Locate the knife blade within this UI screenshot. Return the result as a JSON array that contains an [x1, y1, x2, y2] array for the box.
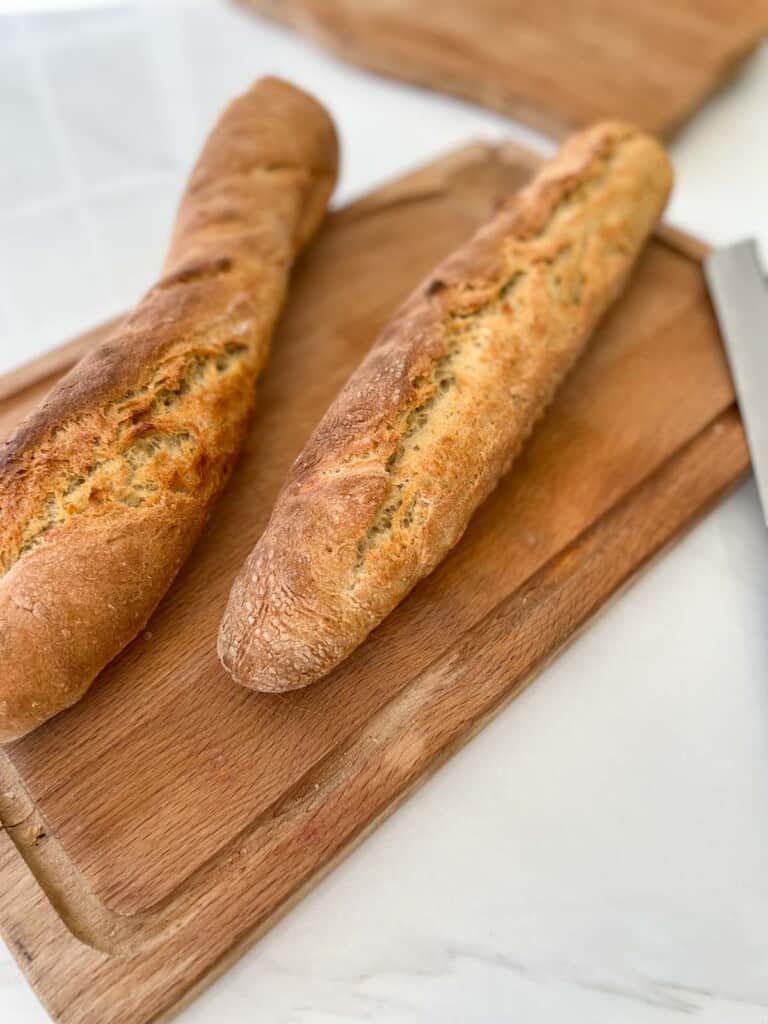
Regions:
[[704, 240, 768, 526]]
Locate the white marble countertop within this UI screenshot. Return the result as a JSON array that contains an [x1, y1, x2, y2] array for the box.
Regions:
[[2, 3, 768, 1022]]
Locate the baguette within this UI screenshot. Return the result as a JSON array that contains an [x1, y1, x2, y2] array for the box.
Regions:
[[218, 122, 672, 693], [0, 77, 338, 742]]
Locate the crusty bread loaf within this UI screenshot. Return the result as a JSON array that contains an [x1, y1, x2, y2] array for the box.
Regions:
[[0, 77, 338, 742], [218, 122, 672, 693]]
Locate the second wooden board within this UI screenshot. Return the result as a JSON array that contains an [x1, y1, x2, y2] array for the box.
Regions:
[[0, 141, 748, 1023], [244, 0, 767, 137]]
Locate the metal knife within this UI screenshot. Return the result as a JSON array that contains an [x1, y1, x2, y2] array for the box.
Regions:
[[704, 240, 768, 525]]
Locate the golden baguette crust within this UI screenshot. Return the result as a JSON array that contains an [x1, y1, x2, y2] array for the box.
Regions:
[[0, 77, 338, 742], [219, 122, 672, 693]]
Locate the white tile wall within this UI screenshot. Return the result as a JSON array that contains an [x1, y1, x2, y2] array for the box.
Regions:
[[0, 52, 66, 208], [86, 176, 178, 294], [45, 28, 177, 185], [0, 201, 111, 350]]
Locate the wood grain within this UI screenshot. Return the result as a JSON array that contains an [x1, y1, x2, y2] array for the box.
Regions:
[[242, 0, 767, 137], [0, 142, 749, 1024]]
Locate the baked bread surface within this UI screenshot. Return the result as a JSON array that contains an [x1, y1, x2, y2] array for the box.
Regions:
[[218, 122, 672, 693], [0, 77, 338, 742]]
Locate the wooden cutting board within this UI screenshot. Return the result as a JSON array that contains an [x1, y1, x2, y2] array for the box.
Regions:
[[244, 0, 767, 137], [0, 142, 749, 1024]]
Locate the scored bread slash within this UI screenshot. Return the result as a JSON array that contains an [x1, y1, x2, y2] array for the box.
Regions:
[[219, 121, 673, 693], [0, 77, 338, 743]]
